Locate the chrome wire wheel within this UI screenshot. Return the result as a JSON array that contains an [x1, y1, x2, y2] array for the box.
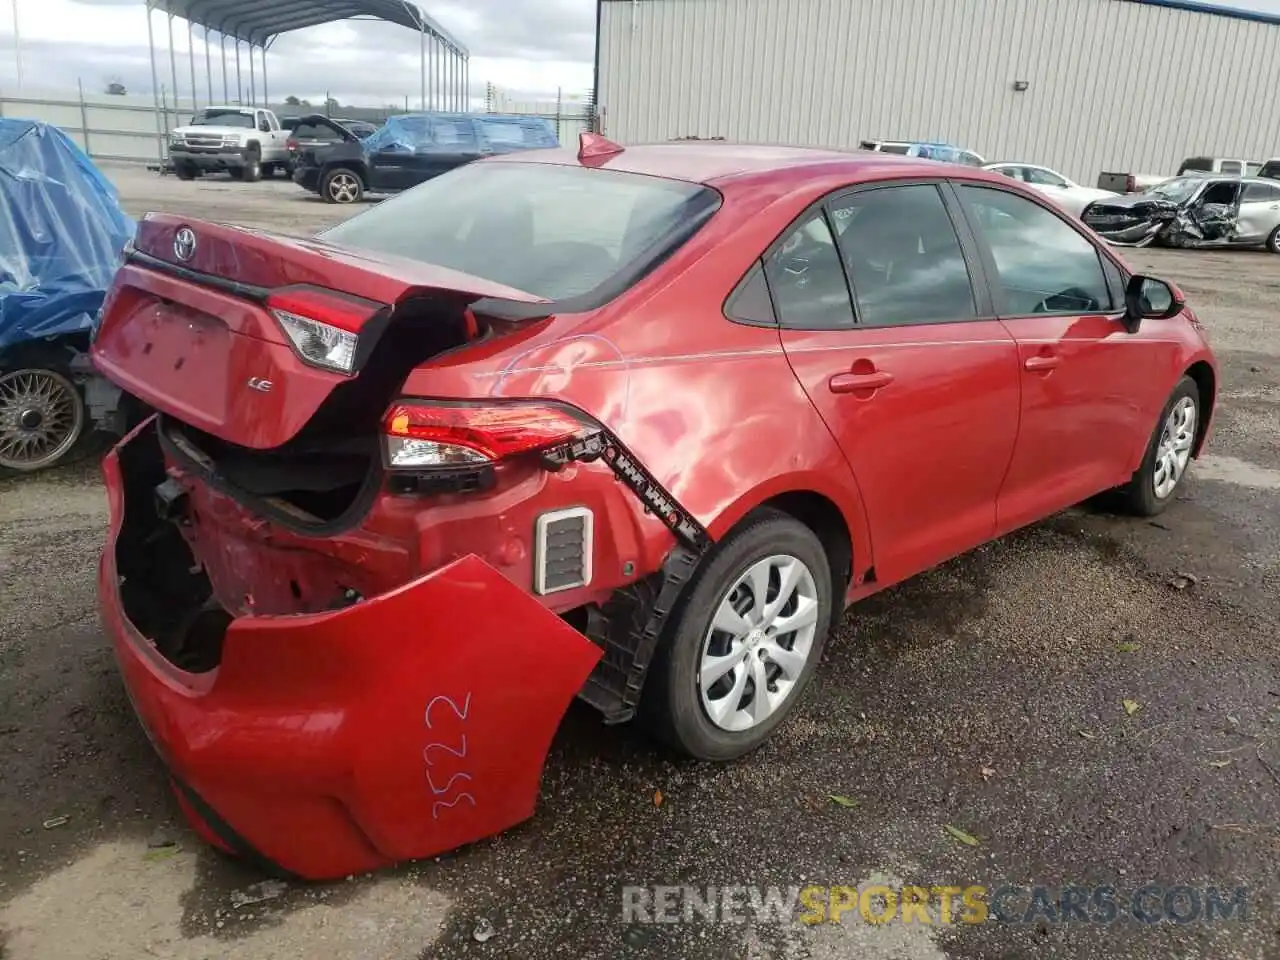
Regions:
[[698, 554, 820, 733], [0, 368, 85, 472], [1152, 395, 1197, 500], [327, 172, 360, 203]]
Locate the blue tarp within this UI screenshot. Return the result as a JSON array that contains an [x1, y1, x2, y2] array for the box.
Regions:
[[361, 112, 559, 157], [0, 120, 135, 353]]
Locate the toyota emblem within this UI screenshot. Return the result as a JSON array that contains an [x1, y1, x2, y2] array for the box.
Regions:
[[173, 227, 197, 262]]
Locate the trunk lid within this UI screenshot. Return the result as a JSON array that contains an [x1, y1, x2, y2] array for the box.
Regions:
[[92, 214, 550, 450]]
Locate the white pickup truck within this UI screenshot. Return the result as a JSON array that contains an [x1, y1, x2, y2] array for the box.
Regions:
[[167, 105, 292, 182]]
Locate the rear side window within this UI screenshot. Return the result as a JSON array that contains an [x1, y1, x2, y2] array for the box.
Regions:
[[1219, 160, 1244, 176], [319, 162, 720, 303], [1178, 157, 1211, 173], [429, 118, 478, 149], [1258, 161, 1280, 181], [830, 184, 977, 327], [878, 143, 911, 155], [763, 212, 855, 329], [293, 123, 338, 141], [959, 185, 1111, 315], [1243, 181, 1280, 201], [1025, 167, 1067, 188]]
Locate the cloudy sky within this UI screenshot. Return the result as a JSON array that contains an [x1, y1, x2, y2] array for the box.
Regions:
[[3, 0, 1280, 106], [0, 0, 596, 105]]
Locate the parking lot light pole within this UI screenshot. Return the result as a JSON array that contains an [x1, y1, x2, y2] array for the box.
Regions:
[[221, 35, 228, 102], [188, 21, 198, 112], [248, 43, 256, 106], [167, 14, 180, 124], [205, 27, 213, 105], [419, 24, 426, 110], [235, 41, 242, 104], [11, 0, 22, 88], [146, 1, 165, 163], [262, 42, 269, 107]]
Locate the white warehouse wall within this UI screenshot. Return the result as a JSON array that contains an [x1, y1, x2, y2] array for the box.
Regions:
[[597, 0, 1280, 184]]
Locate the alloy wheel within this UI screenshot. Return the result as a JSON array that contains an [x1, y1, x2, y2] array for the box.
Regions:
[[698, 554, 821, 732], [328, 173, 360, 203], [0, 368, 85, 471], [1152, 395, 1197, 499]]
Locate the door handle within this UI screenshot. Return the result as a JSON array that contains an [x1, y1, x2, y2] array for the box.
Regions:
[[829, 370, 894, 393], [1024, 355, 1060, 372]]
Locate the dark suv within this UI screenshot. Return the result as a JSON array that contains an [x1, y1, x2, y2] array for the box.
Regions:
[[292, 112, 560, 204]]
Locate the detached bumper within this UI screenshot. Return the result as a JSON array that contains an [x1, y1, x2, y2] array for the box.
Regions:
[[99, 419, 602, 880]]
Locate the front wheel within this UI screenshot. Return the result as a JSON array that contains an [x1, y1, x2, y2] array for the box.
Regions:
[[642, 510, 833, 761], [1117, 376, 1200, 516], [321, 167, 364, 204], [1266, 226, 1280, 255], [239, 147, 262, 182]]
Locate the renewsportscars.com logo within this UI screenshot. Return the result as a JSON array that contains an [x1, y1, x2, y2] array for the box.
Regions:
[[620, 883, 1250, 926]]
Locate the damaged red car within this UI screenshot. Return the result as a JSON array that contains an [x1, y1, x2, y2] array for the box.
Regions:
[[93, 134, 1218, 880]]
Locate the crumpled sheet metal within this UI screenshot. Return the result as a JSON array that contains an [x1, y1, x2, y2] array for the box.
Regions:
[[0, 120, 135, 353]]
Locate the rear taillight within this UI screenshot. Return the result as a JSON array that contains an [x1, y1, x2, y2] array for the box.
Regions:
[[286, 137, 299, 151], [382, 400, 590, 470], [1126, 174, 1136, 193], [266, 285, 383, 375]]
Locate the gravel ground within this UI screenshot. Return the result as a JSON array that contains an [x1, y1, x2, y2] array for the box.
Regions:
[[1, 166, 1278, 960]]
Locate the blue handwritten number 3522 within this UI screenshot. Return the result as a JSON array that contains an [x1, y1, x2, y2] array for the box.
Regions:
[[424, 693, 476, 820]]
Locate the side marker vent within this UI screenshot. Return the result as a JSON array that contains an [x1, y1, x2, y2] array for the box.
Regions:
[[534, 507, 593, 595]]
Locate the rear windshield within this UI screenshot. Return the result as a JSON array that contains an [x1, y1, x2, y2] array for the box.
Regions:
[[192, 110, 253, 128], [1260, 161, 1280, 181], [319, 161, 721, 302]]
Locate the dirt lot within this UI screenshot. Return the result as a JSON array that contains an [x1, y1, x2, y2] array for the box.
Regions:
[[1, 164, 1278, 960]]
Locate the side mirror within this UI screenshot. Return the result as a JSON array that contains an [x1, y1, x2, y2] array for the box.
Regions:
[[1123, 274, 1183, 331]]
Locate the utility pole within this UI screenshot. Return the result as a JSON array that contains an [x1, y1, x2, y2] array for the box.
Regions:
[[11, 0, 23, 88]]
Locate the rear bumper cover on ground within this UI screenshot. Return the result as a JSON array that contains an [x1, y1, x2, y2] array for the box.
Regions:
[[98, 420, 603, 880]]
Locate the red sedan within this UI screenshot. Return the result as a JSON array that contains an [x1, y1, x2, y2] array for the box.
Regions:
[[92, 134, 1217, 879]]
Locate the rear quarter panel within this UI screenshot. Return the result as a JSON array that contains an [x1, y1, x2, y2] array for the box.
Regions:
[[400, 171, 882, 587]]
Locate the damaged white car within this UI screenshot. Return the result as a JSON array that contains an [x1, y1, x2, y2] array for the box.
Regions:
[[1081, 176, 1280, 253]]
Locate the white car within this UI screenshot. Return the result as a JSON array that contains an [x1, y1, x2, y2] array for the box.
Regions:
[[983, 162, 1119, 218]]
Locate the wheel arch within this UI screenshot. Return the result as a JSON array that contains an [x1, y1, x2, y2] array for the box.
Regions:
[[322, 159, 369, 184], [1184, 359, 1216, 456], [704, 473, 872, 606]]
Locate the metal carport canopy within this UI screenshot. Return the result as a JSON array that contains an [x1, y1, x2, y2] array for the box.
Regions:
[[149, 0, 467, 54]]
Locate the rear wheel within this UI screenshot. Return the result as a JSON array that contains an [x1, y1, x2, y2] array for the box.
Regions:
[[175, 164, 196, 181], [0, 367, 86, 473], [643, 510, 833, 761], [321, 167, 364, 204], [1266, 226, 1280, 254], [1117, 376, 1200, 516]]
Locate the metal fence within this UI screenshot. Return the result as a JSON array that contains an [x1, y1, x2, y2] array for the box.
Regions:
[[0, 82, 597, 165]]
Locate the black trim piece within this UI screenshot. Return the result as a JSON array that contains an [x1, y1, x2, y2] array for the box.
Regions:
[[170, 776, 300, 881], [579, 544, 702, 724], [544, 426, 711, 724], [157, 417, 385, 539], [126, 249, 270, 303], [543, 429, 710, 554]]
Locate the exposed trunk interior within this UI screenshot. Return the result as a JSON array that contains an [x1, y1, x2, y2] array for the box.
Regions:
[[117, 423, 228, 674], [161, 295, 484, 531]]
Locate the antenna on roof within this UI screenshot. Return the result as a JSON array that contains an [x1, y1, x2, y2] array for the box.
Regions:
[[578, 132, 625, 165]]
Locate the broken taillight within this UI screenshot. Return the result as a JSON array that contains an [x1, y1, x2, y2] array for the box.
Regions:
[[382, 400, 591, 470], [265, 286, 384, 375]]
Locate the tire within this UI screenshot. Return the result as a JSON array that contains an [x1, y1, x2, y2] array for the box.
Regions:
[[240, 147, 262, 183], [321, 167, 364, 204], [0, 367, 87, 473], [175, 164, 196, 181], [642, 509, 833, 761], [1266, 226, 1280, 255], [1117, 376, 1200, 517]]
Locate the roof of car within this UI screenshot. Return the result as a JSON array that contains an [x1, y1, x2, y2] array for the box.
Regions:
[[499, 140, 970, 185]]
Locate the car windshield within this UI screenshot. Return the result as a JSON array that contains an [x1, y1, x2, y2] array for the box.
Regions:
[[191, 111, 253, 128], [1147, 178, 1200, 203], [319, 162, 721, 302]]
